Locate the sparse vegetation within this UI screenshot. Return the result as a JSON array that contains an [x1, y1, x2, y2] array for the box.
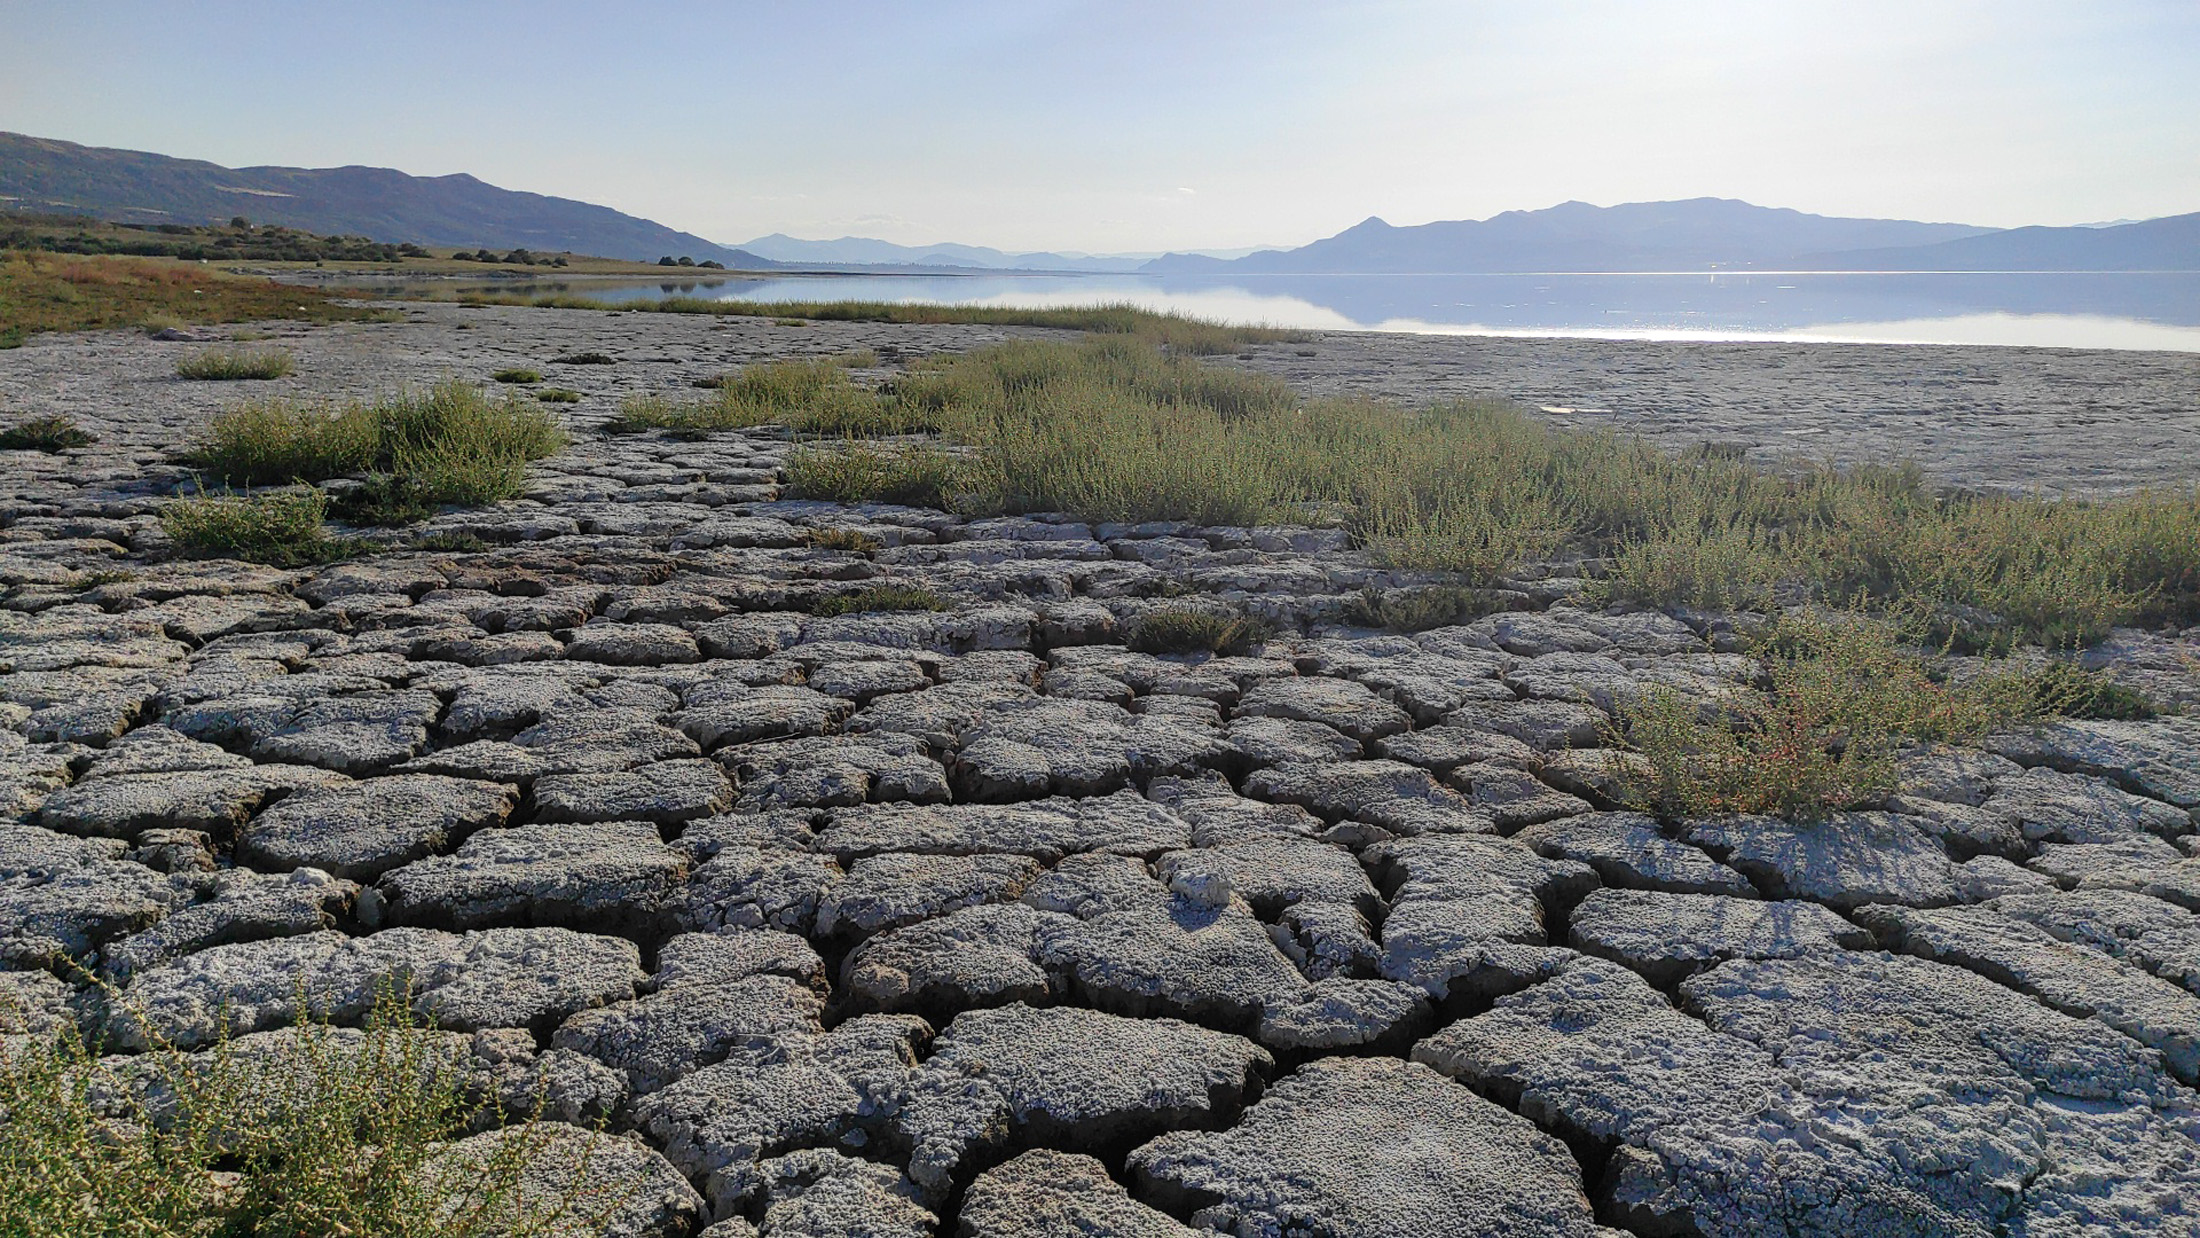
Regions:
[[550, 351, 616, 365], [1340, 585, 1504, 632], [0, 252, 382, 340], [490, 368, 541, 384], [159, 486, 352, 565], [784, 442, 970, 508], [176, 347, 295, 380], [811, 584, 949, 616], [808, 526, 882, 554], [534, 387, 582, 403], [1127, 607, 1272, 655], [0, 984, 605, 1237], [1606, 611, 2041, 821], [608, 359, 922, 436], [0, 414, 96, 452]]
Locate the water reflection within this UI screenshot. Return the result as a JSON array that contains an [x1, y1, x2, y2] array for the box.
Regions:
[[366, 271, 2200, 351]]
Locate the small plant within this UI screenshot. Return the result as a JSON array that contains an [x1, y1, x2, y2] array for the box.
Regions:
[[2022, 660, 2162, 721], [551, 351, 616, 365], [0, 414, 96, 452], [811, 585, 949, 616], [534, 387, 582, 403], [775, 318, 810, 328], [1340, 585, 1499, 632], [159, 486, 350, 566], [1607, 612, 2033, 821], [490, 368, 541, 384], [808, 526, 882, 554], [1127, 608, 1272, 656], [175, 347, 294, 380], [785, 443, 970, 508]]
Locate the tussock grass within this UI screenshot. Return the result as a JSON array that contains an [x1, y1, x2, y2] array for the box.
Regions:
[[0, 252, 381, 340], [751, 336, 2197, 649], [0, 414, 96, 452], [0, 985, 605, 1237], [491, 368, 541, 384], [784, 442, 971, 508], [184, 381, 564, 530], [609, 360, 931, 437], [534, 388, 582, 404], [811, 584, 948, 616], [174, 347, 295, 380], [1127, 608, 1272, 655], [158, 486, 351, 566], [1341, 585, 1503, 632], [808, 526, 882, 554], [1607, 611, 2038, 820]]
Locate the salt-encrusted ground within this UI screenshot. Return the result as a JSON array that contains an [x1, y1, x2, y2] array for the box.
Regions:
[[4, 308, 2199, 1237]]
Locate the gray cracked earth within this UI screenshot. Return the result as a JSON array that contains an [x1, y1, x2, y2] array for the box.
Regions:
[[4, 304, 2200, 1237]]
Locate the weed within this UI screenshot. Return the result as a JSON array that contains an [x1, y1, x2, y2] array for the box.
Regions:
[[811, 585, 949, 616], [1340, 585, 1501, 632], [159, 487, 352, 566], [0, 983, 603, 1237], [784, 443, 970, 508], [1607, 611, 2033, 821], [551, 351, 616, 365], [1127, 608, 1272, 655], [535, 387, 582, 403], [808, 526, 882, 554], [175, 347, 295, 380], [405, 532, 491, 554], [2022, 660, 2162, 721], [0, 414, 96, 452], [491, 368, 541, 384]]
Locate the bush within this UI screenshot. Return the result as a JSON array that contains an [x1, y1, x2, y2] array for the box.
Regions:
[[808, 526, 882, 554], [2021, 660, 2162, 721], [784, 443, 970, 508], [1127, 608, 1271, 655], [1340, 585, 1501, 632], [159, 487, 350, 565], [811, 585, 948, 616], [0, 414, 96, 452], [490, 368, 541, 384], [0, 985, 605, 1237], [175, 347, 295, 380], [1607, 612, 2035, 821], [535, 387, 582, 403]]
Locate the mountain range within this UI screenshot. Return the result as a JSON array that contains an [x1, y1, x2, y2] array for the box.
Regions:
[[0, 131, 760, 265], [3, 131, 2192, 275]]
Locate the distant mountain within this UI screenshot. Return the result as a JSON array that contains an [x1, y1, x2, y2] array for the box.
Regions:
[[0, 131, 760, 265], [737, 233, 1155, 272], [1143, 198, 2002, 274], [1800, 212, 2200, 271]]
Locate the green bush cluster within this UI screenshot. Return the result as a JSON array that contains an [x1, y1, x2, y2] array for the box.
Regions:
[[0, 414, 96, 452], [158, 486, 352, 566], [176, 347, 295, 380]]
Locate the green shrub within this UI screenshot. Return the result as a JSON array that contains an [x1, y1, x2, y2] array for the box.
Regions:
[[1607, 612, 2034, 821], [490, 368, 541, 384], [159, 487, 350, 566], [0, 414, 96, 452], [785, 443, 970, 508], [1340, 585, 1501, 632], [0, 985, 606, 1237], [192, 397, 380, 486], [175, 347, 294, 380], [1126, 608, 1271, 655], [534, 387, 582, 403], [808, 526, 882, 554], [2021, 660, 2163, 721], [811, 585, 948, 616]]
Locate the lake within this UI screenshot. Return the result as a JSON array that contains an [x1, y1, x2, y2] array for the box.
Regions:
[[394, 270, 2200, 352]]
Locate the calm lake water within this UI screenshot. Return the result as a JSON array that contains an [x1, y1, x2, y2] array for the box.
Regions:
[[397, 271, 2200, 352]]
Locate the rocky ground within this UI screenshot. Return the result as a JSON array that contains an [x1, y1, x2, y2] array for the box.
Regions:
[[4, 307, 2200, 1236]]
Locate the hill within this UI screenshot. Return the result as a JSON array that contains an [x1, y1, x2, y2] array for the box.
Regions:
[[0, 131, 760, 266], [1143, 198, 2001, 274], [1801, 211, 2200, 271]]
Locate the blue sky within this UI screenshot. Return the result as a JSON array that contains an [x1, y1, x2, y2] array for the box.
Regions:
[[4, 0, 2196, 252]]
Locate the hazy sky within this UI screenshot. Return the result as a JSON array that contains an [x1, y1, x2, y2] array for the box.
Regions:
[[4, 1, 2196, 252]]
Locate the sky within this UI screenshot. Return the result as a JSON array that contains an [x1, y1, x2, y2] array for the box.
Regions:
[[3, 0, 2196, 254]]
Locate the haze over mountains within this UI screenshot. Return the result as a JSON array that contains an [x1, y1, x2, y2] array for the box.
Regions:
[[3, 131, 2192, 275]]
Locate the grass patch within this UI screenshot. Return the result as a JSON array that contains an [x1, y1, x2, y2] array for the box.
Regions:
[[2021, 660, 2163, 721], [159, 487, 353, 566], [608, 360, 926, 437], [1127, 608, 1272, 655], [1607, 612, 2040, 821], [808, 526, 882, 554], [490, 367, 541, 384], [811, 585, 948, 616], [1340, 585, 1503, 632], [0, 985, 607, 1237], [534, 387, 582, 403], [176, 347, 294, 380], [551, 351, 616, 365], [0, 252, 381, 340], [784, 442, 970, 508], [0, 414, 95, 451]]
